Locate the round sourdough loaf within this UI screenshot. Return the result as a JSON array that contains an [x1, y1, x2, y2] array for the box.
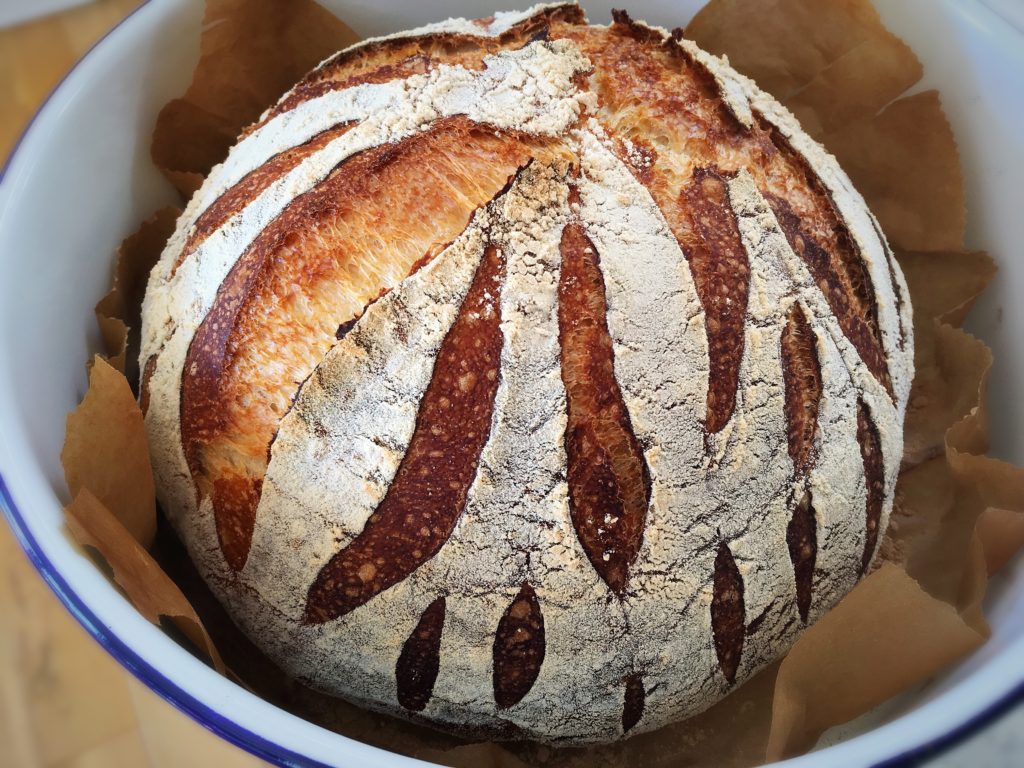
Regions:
[[139, 2, 913, 745]]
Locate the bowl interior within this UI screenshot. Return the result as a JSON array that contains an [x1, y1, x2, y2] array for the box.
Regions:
[[0, 1, 1022, 766]]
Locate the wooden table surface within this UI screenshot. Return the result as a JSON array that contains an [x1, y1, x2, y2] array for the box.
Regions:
[[0, 2, 265, 766]]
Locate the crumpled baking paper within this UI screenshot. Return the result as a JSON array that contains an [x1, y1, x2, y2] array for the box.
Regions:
[[62, 356, 155, 548], [94, 207, 179, 381], [65, 487, 224, 673], [150, 0, 358, 197]]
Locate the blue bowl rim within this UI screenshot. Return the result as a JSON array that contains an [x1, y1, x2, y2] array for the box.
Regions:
[[0, 2, 1022, 766]]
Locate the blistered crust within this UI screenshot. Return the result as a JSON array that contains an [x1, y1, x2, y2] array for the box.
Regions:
[[140, 3, 912, 746]]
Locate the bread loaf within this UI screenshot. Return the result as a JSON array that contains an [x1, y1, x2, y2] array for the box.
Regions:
[[140, 3, 913, 744]]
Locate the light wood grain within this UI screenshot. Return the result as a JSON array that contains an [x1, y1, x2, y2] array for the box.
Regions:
[[0, 3, 265, 766]]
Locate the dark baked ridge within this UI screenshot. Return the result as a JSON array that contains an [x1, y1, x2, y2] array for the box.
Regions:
[[679, 167, 750, 434], [711, 542, 745, 685], [788, 491, 817, 624], [558, 213, 650, 596], [781, 303, 823, 623], [175, 122, 356, 274], [395, 596, 446, 711], [493, 583, 546, 709], [622, 673, 646, 732], [857, 400, 885, 575]]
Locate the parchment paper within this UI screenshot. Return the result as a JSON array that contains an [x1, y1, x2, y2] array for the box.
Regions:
[[65, 488, 223, 672], [151, 0, 358, 197], [94, 207, 179, 382], [62, 356, 155, 548]]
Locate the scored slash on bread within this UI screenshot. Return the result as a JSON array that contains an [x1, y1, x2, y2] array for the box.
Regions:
[[558, 209, 651, 596], [139, 2, 913, 745]]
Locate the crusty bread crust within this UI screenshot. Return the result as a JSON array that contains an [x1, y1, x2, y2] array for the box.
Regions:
[[140, 3, 913, 745]]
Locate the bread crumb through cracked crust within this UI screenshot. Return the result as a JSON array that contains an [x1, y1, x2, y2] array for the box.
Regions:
[[139, 3, 913, 746]]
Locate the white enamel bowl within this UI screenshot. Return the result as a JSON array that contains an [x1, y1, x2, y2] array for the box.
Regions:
[[1, 1, 1022, 765]]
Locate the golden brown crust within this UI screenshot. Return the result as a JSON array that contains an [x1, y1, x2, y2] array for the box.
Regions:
[[177, 122, 355, 272], [211, 474, 262, 573], [269, 56, 434, 119], [180, 118, 552, 570], [311, 4, 584, 82]]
